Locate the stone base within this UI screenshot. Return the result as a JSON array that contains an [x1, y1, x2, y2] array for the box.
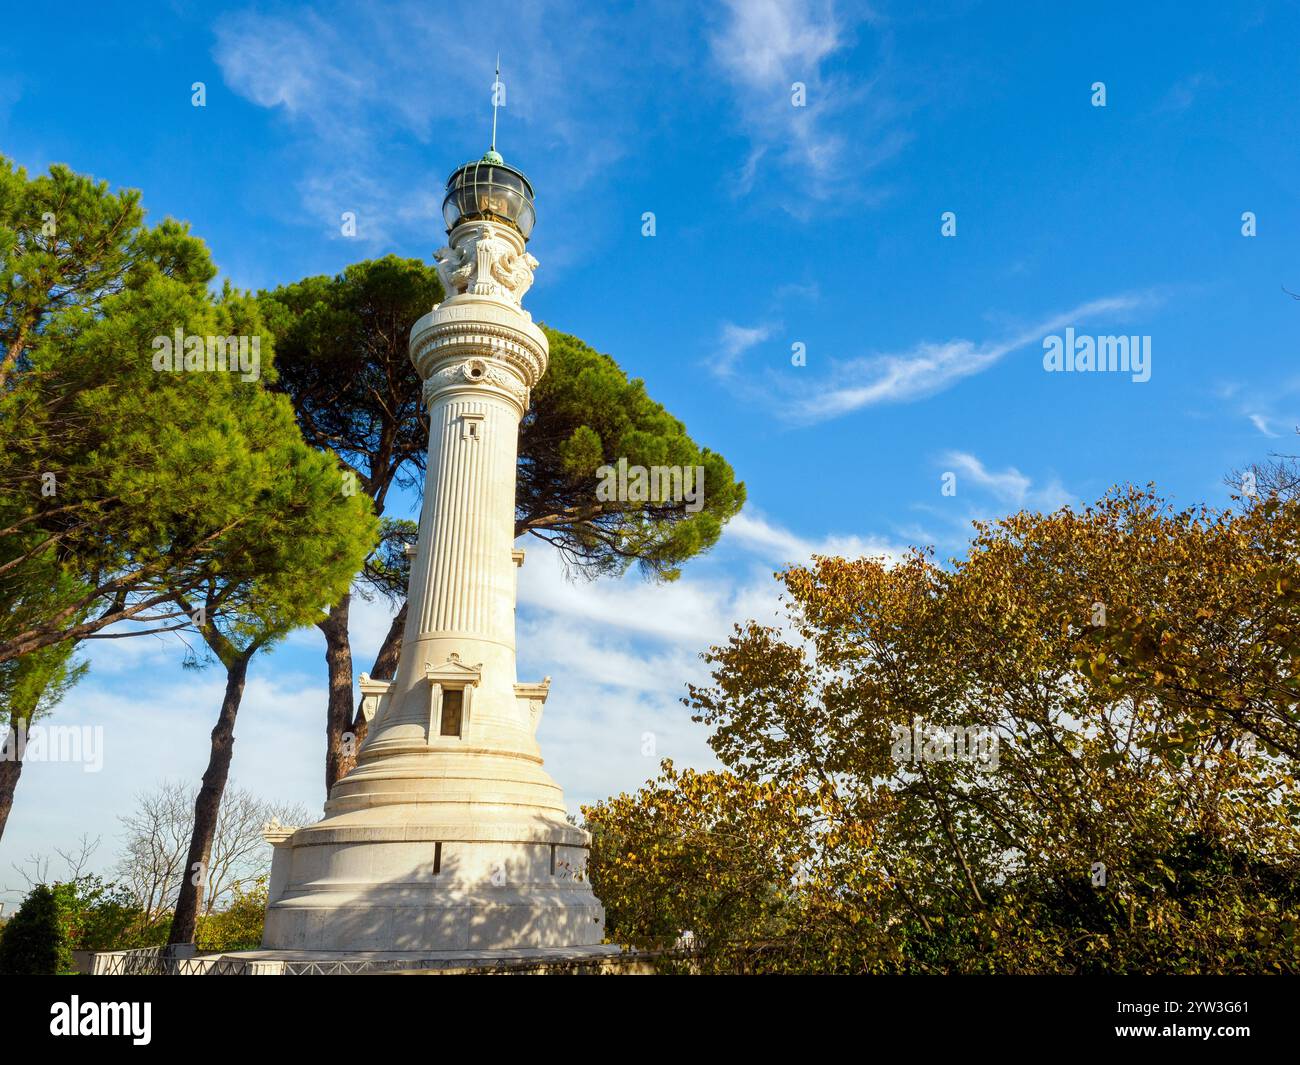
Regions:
[[262, 885, 605, 953], [261, 809, 606, 952]]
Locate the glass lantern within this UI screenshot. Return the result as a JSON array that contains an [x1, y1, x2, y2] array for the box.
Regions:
[[442, 150, 536, 239]]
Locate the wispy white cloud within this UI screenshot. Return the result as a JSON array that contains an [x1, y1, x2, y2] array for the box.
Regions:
[[939, 451, 1030, 504], [1213, 378, 1300, 441], [726, 509, 905, 565], [210, 1, 658, 253], [937, 451, 1072, 512], [519, 536, 781, 651], [712, 321, 776, 379], [515, 506, 912, 679], [713, 1, 843, 87], [709, 0, 904, 207], [910, 451, 1075, 556], [1249, 412, 1281, 438], [786, 292, 1158, 423], [517, 507, 907, 652], [213, 13, 365, 129]]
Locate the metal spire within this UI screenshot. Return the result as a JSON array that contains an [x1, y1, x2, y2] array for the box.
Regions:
[[490, 54, 501, 153]]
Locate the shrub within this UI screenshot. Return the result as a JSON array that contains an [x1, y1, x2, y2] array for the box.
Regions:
[[195, 880, 268, 953], [0, 884, 71, 974]]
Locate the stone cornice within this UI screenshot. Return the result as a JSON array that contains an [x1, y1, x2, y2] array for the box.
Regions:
[[410, 299, 549, 396]]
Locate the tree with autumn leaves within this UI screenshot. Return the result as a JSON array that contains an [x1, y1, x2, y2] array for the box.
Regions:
[[585, 486, 1300, 974]]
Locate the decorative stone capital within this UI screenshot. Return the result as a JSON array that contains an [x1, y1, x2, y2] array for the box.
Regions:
[[434, 220, 538, 306]]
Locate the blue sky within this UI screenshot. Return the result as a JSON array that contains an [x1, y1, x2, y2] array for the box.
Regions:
[[2, 0, 1298, 900]]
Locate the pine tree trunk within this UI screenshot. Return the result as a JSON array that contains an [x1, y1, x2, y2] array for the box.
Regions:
[[168, 650, 251, 946], [320, 595, 353, 795], [0, 663, 73, 843], [341, 600, 408, 777], [0, 743, 24, 845]]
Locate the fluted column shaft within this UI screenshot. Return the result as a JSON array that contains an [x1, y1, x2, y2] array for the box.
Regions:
[[358, 218, 549, 758]]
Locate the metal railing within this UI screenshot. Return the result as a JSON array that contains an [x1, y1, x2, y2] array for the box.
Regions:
[[90, 945, 675, 976], [91, 946, 258, 976]]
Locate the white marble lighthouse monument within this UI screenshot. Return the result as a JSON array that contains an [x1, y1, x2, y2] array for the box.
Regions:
[[260, 141, 607, 954]]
